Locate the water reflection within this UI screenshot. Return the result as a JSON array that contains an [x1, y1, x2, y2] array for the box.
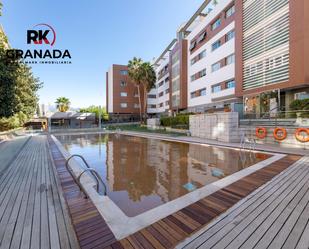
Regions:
[[56, 134, 269, 217]]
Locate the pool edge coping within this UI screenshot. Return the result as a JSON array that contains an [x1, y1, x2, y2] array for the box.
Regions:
[[50, 133, 286, 240]]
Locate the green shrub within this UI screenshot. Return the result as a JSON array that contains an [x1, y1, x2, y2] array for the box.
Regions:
[[0, 112, 28, 132], [160, 114, 190, 129]]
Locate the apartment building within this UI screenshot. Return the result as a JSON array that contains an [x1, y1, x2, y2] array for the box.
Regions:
[[235, 0, 309, 115], [106, 64, 144, 121], [147, 40, 176, 115], [106, 0, 309, 118], [186, 0, 241, 113]]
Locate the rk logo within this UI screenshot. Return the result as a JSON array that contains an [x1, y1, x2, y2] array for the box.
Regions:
[[27, 24, 56, 46]]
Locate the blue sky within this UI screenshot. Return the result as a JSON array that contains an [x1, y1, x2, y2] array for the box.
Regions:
[[1, 0, 204, 108]]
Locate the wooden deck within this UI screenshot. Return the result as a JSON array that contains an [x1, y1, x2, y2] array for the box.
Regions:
[[47, 134, 303, 249], [0, 136, 79, 249], [1, 134, 307, 249], [178, 156, 309, 249]]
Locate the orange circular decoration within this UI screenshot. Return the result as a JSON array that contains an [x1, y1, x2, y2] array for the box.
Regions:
[[273, 127, 287, 141], [295, 128, 309, 143], [256, 127, 267, 139]]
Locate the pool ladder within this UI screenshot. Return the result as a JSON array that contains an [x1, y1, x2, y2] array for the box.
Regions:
[[65, 155, 107, 198], [240, 132, 256, 152]]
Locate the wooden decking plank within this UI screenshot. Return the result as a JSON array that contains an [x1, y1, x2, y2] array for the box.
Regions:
[[180, 157, 305, 249], [235, 168, 309, 249], [0, 140, 36, 245], [47, 150, 79, 249], [30, 138, 43, 249], [210, 161, 309, 249], [0, 139, 37, 249], [248, 172, 309, 249]]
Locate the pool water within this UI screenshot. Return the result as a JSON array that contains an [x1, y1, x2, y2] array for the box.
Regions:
[[56, 133, 270, 217]]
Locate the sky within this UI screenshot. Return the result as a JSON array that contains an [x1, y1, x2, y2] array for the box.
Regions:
[[1, 0, 205, 108]]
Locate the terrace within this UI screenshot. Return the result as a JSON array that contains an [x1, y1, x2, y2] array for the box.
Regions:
[[0, 131, 308, 249]]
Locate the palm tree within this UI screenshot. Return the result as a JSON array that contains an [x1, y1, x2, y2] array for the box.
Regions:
[[140, 62, 156, 120], [128, 58, 157, 123], [128, 57, 143, 122], [55, 97, 70, 112]]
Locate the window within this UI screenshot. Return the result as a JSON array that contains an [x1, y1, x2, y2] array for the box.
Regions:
[[212, 85, 221, 93], [134, 92, 139, 97], [148, 104, 156, 109], [134, 104, 140, 108], [226, 30, 235, 42], [191, 68, 206, 82], [189, 41, 197, 51], [226, 80, 235, 89], [201, 88, 206, 96], [165, 101, 169, 106], [120, 92, 127, 97], [199, 68, 207, 78], [191, 50, 206, 65], [226, 54, 235, 65], [148, 94, 156, 99], [165, 88, 169, 94], [211, 18, 221, 30], [212, 40, 221, 51], [120, 81, 127, 87], [120, 103, 127, 108], [159, 103, 164, 108], [190, 92, 196, 99], [197, 31, 207, 43], [212, 62, 221, 72], [120, 70, 128, 75], [159, 92, 164, 97], [159, 81, 164, 87], [226, 5, 235, 18]]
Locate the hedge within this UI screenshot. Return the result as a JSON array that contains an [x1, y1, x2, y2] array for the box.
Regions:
[[160, 114, 189, 129]]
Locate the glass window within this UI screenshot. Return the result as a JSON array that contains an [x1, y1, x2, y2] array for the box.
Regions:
[[165, 88, 169, 94], [197, 31, 207, 43], [120, 103, 127, 108], [211, 18, 221, 30], [190, 92, 196, 99], [226, 80, 235, 89], [212, 40, 221, 51], [212, 62, 221, 72], [226, 54, 235, 65], [226, 30, 235, 42], [120, 70, 128, 75], [201, 88, 206, 96], [191, 75, 196, 82], [120, 81, 127, 87], [189, 41, 197, 51], [134, 104, 140, 108], [165, 101, 169, 106], [212, 85, 222, 93], [120, 92, 127, 97], [226, 5, 235, 18], [199, 69, 207, 77]]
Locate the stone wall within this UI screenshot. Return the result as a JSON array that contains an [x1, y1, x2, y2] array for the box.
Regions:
[[146, 118, 160, 129], [241, 126, 309, 149], [189, 112, 240, 143]]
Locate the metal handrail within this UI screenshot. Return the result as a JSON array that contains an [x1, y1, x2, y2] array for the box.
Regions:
[[77, 168, 107, 195], [65, 154, 107, 197]]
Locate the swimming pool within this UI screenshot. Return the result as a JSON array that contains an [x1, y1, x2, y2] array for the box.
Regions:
[[56, 133, 271, 217]]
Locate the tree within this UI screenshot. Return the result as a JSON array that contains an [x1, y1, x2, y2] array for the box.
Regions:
[[55, 97, 70, 112], [0, 1, 2, 16], [0, 19, 42, 131], [79, 105, 108, 121], [140, 62, 156, 120], [128, 58, 156, 123], [128, 57, 143, 122]]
